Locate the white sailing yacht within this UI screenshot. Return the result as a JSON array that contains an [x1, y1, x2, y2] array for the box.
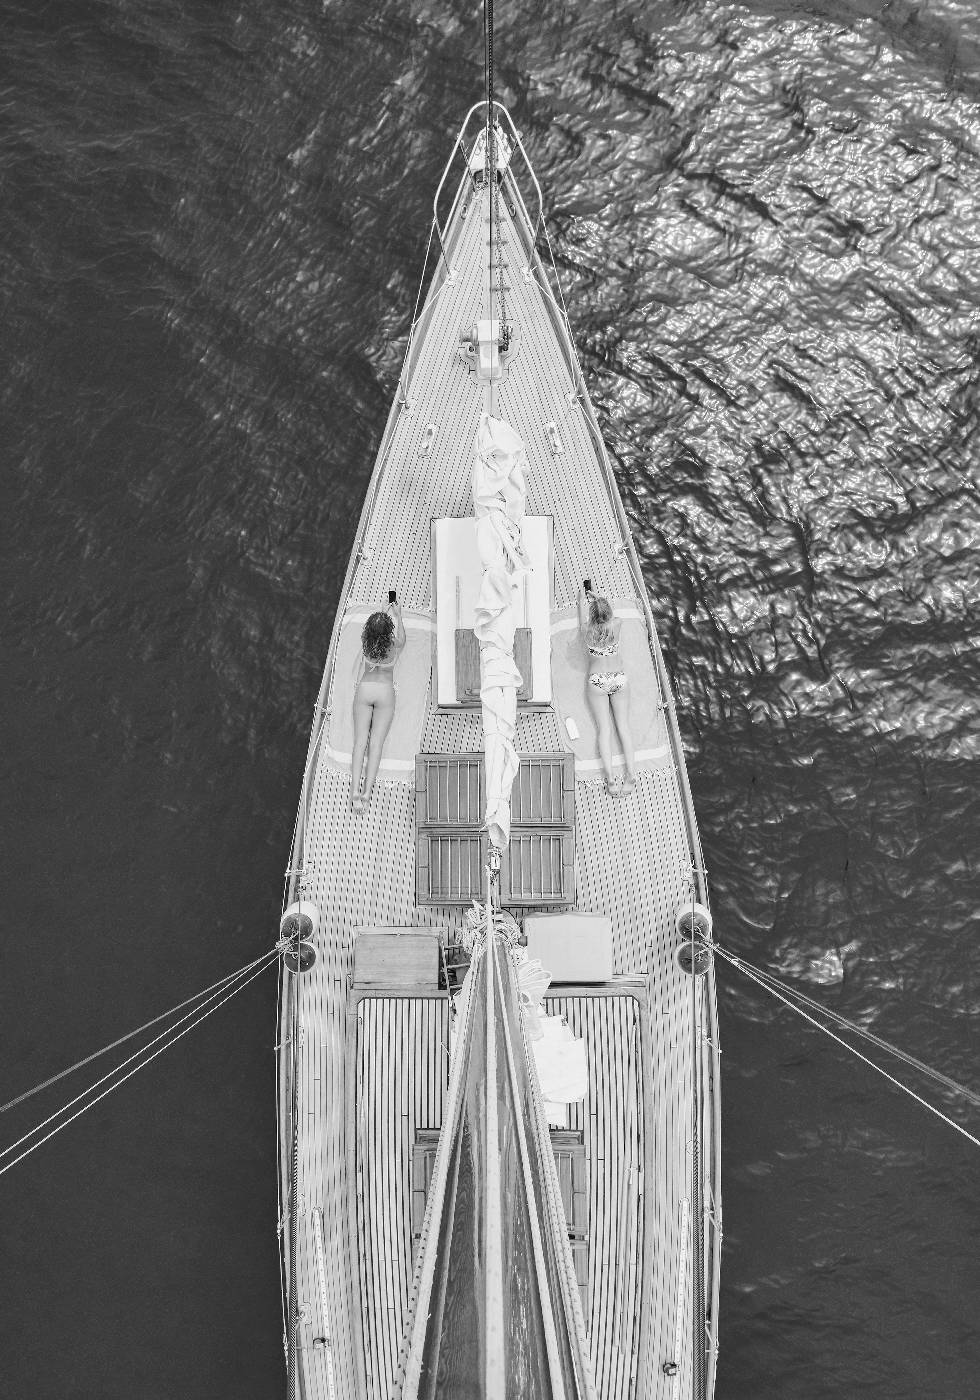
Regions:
[[276, 88, 720, 1400]]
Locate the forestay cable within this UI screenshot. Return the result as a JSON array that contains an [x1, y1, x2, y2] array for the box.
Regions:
[[714, 944, 980, 1150], [0, 947, 280, 1178]]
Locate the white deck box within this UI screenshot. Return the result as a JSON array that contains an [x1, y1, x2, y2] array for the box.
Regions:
[[523, 912, 614, 983]]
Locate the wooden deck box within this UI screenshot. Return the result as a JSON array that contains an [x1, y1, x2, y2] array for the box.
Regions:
[[352, 928, 440, 989], [523, 913, 614, 983]]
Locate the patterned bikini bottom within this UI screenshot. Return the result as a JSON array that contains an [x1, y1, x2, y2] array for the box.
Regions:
[[589, 671, 627, 696]]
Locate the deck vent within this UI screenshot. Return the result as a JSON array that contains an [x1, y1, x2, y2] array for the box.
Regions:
[[416, 752, 575, 907]]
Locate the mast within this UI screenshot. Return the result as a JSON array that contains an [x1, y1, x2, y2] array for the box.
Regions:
[[393, 900, 596, 1400], [484, 0, 494, 418]]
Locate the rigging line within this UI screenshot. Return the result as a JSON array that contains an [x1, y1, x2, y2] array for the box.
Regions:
[[1, 947, 281, 1162], [1, 947, 278, 1117], [403, 242, 454, 343], [734, 957, 980, 1101], [729, 950, 980, 1108], [0, 953, 278, 1180], [714, 945, 980, 1110], [538, 206, 575, 349], [714, 946, 980, 1152], [396, 218, 438, 401]]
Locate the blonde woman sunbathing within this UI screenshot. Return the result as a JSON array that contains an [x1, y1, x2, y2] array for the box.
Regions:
[[351, 597, 405, 811], [578, 581, 637, 796]]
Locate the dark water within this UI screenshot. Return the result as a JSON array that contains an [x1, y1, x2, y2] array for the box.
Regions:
[[2, 1, 979, 1395]]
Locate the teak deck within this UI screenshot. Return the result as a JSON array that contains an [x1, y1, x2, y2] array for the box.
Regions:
[[278, 119, 721, 1400], [348, 987, 644, 1399]]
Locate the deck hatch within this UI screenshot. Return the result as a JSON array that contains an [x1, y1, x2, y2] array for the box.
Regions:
[[506, 829, 573, 903], [410, 1125, 588, 1309], [416, 752, 575, 905], [551, 1128, 590, 1310], [455, 626, 532, 704]]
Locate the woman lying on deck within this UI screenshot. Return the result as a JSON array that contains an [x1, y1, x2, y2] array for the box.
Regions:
[[352, 599, 405, 811], [579, 582, 637, 797]]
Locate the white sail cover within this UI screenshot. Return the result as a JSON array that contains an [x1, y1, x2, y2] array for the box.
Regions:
[[472, 413, 529, 848]]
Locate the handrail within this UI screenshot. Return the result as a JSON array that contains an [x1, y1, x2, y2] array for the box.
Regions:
[[429, 105, 476, 274], [432, 101, 545, 266], [430, 100, 496, 271]]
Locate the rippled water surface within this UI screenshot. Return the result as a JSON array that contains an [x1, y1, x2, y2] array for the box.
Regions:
[[2, 2, 979, 1396]]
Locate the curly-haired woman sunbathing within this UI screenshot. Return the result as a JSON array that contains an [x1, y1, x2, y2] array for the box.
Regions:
[[351, 600, 405, 811], [578, 583, 637, 796]]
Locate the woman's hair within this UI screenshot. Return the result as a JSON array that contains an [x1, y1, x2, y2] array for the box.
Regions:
[[362, 611, 395, 662], [585, 594, 616, 650]]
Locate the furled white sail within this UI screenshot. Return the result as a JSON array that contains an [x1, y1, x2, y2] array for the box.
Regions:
[[472, 412, 529, 848], [517, 953, 589, 1123]]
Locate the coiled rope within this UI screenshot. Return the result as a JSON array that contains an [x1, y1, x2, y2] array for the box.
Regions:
[[0, 946, 281, 1178], [714, 943, 980, 1150]]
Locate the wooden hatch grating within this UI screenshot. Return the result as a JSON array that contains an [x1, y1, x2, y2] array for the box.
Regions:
[[416, 751, 575, 906]]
